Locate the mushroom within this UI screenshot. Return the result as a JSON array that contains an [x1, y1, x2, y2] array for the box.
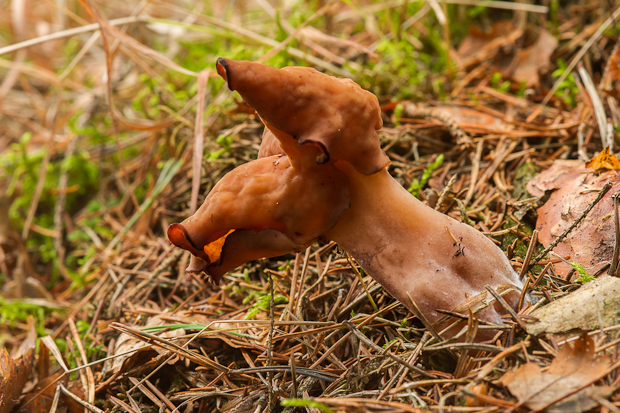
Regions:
[[168, 58, 524, 334]]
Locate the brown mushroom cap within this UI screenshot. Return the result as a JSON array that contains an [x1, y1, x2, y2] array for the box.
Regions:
[[167, 154, 349, 283], [216, 58, 390, 175]]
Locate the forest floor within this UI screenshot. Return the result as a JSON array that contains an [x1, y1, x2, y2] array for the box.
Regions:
[[2, 1, 620, 412]]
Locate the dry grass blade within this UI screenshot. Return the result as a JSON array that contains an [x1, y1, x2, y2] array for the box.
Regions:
[[190, 70, 210, 213], [0, 16, 145, 57]]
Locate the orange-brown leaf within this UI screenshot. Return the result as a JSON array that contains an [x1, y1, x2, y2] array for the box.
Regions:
[[586, 147, 620, 170]]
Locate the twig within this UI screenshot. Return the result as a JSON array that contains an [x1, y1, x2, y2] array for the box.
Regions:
[[267, 269, 275, 411], [531, 181, 613, 266], [289, 354, 298, 397], [286, 252, 302, 320], [60, 384, 105, 413], [345, 252, 379, 313], [435, 174, 458, 211], [406, 292, 444, 343], [343, 321, 437, 379], [380, 332, 431, 401], [21, 97, 61, 240], [519, 229, 538, 280], [190, 70, 210, 213], [401, 103, 472, 145], [609, 192, 620, 276], [0, 16, 145, 57], [484, 285, 527, 331]]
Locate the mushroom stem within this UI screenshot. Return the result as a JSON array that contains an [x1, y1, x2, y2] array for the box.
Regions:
[[324, 161, 523, 327]]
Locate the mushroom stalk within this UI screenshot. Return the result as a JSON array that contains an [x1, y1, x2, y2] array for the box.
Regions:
[[324, 161, 522, 327]]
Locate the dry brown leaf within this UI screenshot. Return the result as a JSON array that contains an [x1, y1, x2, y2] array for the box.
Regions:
[[17, 372, 82, 413], [430, 106, 509, 133], [527, 160, 620, 277], [457, 24, 556, 88], [509, 29, 558, 87], [0, 316, 36, 413], [457, 21, 522, 67], [502, 335, 611, 411], [602, 43, 620, 97], [111, 315, 185, 373], [586, 147, 620, 170]]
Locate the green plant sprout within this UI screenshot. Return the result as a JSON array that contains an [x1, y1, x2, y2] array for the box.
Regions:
[[552, 59, 578, 107], [245, 293, 288, 320], [571, 262, 594, 284], [491, 73, 511, 93], [393, 103, 404, 127], [0, 297, 65, 336], [209, 133, 234, 159], [408, 154, 444, 198], [280, 399, 335, 413]]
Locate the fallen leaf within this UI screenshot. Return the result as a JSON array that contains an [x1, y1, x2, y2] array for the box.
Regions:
[[429, 106, 509, 133], [0, 316, 36, 413], [508, 29, 558, 87], [457, 24, 557, 88], [457, 21, 522, 67], [586, 147, 620, 170], [602, 44, 620, 97], [18, 372, 68, 413], [526, 274, 620, 336], [527, 160, 620, 277], [111, 315, 185, 373], [502, 335, 611, 411]]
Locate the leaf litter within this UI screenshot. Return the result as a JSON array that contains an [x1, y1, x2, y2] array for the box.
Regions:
[[2, 1, 620, 412], [502, 335, 612, 412]]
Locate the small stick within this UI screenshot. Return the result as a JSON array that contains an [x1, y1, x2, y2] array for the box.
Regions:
[[406, 292, 444, 344], [386, 332, 432, 401], [517, 276, 531, 313], [485, 285, 528, 331], [519, 229, 538, 280], [345, 252, 379, 313], [60, 384, 105, 413], [289, 353, 298, 397], [267, 270, 275, 411], [531, 181, 613, 266], [435, 174, 458, 211], [286, 252, 302, 320], [343, 321, 437, 379], [608, 192, 620, 276], [532, 262, 552, 288]]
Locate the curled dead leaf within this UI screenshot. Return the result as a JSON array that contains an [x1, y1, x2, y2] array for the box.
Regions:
[[502, 335, 611, 412], [0, 316, 36, 413]]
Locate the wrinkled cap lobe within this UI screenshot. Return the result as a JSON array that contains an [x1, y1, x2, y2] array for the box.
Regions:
[[216, 58, 390, 175], [167, 155, 350, 283]]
